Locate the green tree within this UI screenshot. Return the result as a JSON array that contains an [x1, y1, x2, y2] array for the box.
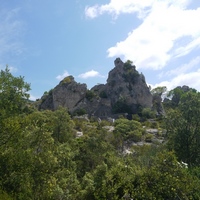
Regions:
[[52, 106, 75, 143], [0, 109, 80, 199], [131, 151, 200, 199], [166, 86, 197, 108], [27, 111, 80, 199], [141, 107, 156, 120], [80, 156, 136, 200], [151, 86, 167, 96], [166, 92, 200, 166], [0, 66, 30, 118], [75, 128, 114, 178]]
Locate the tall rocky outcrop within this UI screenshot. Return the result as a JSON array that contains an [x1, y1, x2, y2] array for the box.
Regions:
[[106, 58, 152, 113], [39, 58, 153, 118], [39, 76, 87, 111]]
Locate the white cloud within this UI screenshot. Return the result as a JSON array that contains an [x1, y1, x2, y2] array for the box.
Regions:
[[159, 56, 200, 78], [85, 0, 190, 19], [56, 70, 70, 80], [86, 1, 200, 70], [78, 70, 104, 79], [85, 5, 99, 19], [85, 0, 155, 19], [174, 36, 200, 57], [108, 2, 200, 70], [151, 69, 200, 92]]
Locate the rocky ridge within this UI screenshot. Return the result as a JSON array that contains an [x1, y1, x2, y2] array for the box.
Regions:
[[39, 58, 155, 118]]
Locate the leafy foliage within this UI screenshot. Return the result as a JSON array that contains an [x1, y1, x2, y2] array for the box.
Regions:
[[123, 60, 133, 70], [122, 70, 139, 84], [61, 76, 73, 84], [141, 107, 156, 120], [0, 69, 200, 199], [85, 90, 96, 101], [113, 118, 144, 150], [132, 151, 200, 199], [151, 86, 167, 96], [166, 91, 200, 166], [0, 66, 30, 118]]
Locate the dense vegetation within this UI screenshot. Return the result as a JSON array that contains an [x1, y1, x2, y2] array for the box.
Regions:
[[0, 67, 200, 199]]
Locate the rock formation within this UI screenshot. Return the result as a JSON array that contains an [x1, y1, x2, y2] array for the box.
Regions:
[[152, 93, 165, 116], [39, 58, 153, 118], [39, 76, 87, 111]]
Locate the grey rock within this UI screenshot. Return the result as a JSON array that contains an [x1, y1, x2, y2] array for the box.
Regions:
[[106, 58, 152, 114], [152, 93, 165, 116], [39, 58, 154, 118], [39, 76, 87, 112]]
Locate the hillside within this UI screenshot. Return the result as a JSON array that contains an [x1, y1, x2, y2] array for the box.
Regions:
[[1, 64, 200, 199]]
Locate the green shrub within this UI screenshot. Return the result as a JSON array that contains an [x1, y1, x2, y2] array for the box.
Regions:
[[113, 118, 144, 144], [86, 90, 96, 101], [74, 108, 87, 116], [141, 108, 156, 119], [124, 60, 133, 70], [122, 64, 140, 84], [129, 130, 142, 142], [99, 91, 108, 98], [150, 121, 159, 128], [132, 114, 140, 121], [62, 76, 73, 83], [145, 133, 153, 142]]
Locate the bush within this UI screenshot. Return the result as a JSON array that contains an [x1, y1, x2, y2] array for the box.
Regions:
[[129, 130, 142, 142], [145, 133, 153, 142], [74, 108, 87, 116], [132, 114, 140, 121], [113, 118, 144, 144], [62, 76, 73, 84], [86, 90, 96, 101], [122, 71, 139, 84], [141, 108, 156, 119], [99, 91, 108, 98], [150, 121, 159, 128], [124, 60, 133, 70]]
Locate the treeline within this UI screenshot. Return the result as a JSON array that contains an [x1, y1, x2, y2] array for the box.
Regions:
[[0, 67, 200, 199]]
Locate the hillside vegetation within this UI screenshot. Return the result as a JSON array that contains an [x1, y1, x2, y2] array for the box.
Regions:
[[0, 67, 200, 199]]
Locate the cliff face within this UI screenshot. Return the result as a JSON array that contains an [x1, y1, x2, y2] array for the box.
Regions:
[[106, 58, 152, 113], [39, 76, 87, 111], [39, 58, 153, 117]]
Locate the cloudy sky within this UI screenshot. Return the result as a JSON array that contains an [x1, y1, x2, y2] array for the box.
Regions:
[[1, 0, 200, 100]]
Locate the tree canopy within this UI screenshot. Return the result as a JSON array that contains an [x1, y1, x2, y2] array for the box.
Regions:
[[0, 66, 30, 118], [0, 68, 200, 199], [166, 91, 200, 166]]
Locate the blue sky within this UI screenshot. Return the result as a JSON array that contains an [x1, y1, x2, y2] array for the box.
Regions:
[[1, 0, 200, 100]]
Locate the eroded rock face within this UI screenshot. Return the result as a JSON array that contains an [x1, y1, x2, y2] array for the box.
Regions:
[[53, 76, 87, 110], [105, 58, 152, 114], [39, 76, 87, 112], [39, 58, 153, 117]]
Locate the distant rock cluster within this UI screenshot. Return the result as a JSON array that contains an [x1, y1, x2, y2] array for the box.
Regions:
[[39, 58, 163, 118]]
